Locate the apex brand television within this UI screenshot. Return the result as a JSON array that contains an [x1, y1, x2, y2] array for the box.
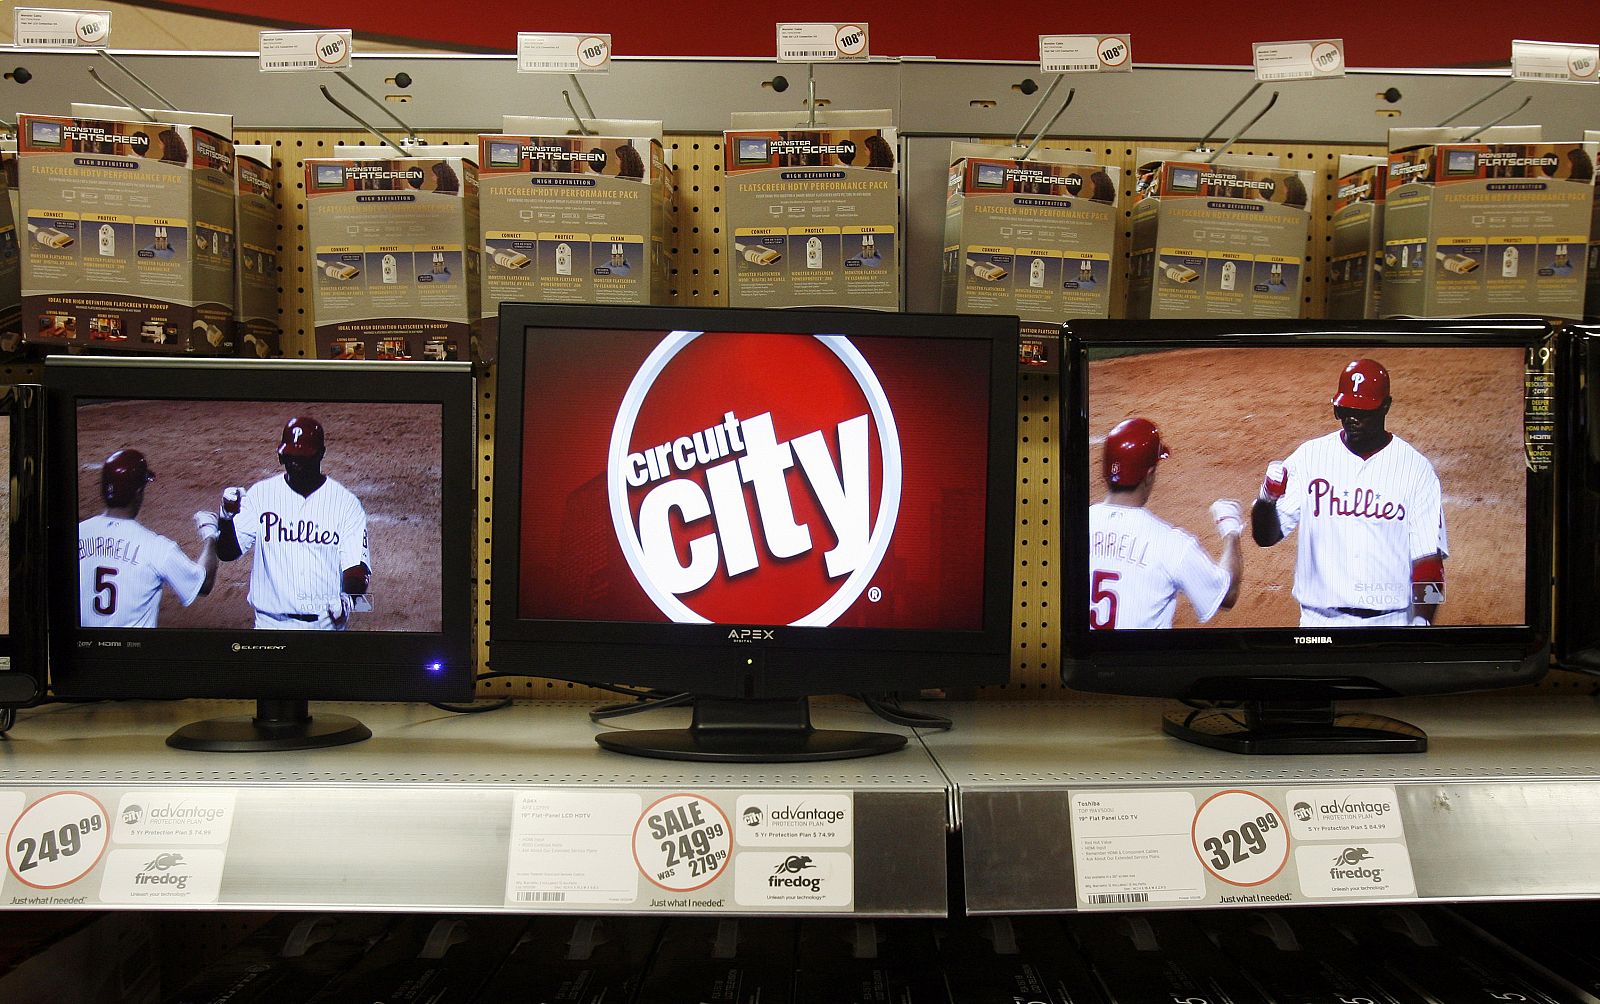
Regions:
[[1, 384, 46, 712], [1064, 320, 1553, 754], [1557, 323, 1600, 671], [493, 304, 1018, 761], [45, 358, 476, 751]]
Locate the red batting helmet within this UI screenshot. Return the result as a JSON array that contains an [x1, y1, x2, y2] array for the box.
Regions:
[[1332, 359, 1390, 410], [1103, 417, 1170, 488], [101, 449, 154, 506], [278, 416, 326, 458]]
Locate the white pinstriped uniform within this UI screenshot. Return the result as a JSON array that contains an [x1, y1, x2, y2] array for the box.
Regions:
[[77, 514, 206, 628], [1088, 502, 1231, 629], [1273, 431, 1445, 627], [231, 474, 369, 631]]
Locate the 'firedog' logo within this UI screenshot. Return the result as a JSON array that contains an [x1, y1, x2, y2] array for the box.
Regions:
[[608, 331, 902, 626]]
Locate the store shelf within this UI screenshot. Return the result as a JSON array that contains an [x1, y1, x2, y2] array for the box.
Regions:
[[0, 700, 950, 916], [928, 695, 1600, 914]]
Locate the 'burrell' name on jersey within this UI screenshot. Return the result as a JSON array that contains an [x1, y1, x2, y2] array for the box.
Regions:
[[260, 512, 341, 546], [80, 535, 142, 565], [1090, 530, 1149, 567]]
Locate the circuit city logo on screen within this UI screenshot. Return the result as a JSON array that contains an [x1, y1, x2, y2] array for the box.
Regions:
[[607, 331, 902, 627]]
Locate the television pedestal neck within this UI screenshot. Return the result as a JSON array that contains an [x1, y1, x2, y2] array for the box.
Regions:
[[595, 696, 908, 763], [166, 699, 372, 752], [1162, 699, 1428, 755]]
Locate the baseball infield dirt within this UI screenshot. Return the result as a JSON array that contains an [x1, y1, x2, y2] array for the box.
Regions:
[[76, 400, 442, 632], [1088, 346, 1527, 629]]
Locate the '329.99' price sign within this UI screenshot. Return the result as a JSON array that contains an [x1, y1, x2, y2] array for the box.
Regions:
[[6, 791, 111, 890], [1191, 789, 1289, 886]]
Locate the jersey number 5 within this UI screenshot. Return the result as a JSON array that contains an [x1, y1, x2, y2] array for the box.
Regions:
[[93, 566, 118, 616], [1090, 570, 1119, 630]]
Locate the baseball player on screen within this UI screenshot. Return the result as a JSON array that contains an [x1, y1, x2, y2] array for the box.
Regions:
[[1088, 418, 1244, 629], [79, 449, 219, 628], [1251, 359, 1447, 627], [213, 416, 372, 630]]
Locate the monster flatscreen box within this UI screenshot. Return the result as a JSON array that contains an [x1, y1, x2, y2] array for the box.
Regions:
[[725, 111, 899, 310], [937, 917, 1105, 1004], [235, 144, 281, 359], [18, 111, 236, 355], [1382, 127, 1593, 319], [0, 141, 20, 362], [480, 117, 672, 330], [1127, 150, 1314, 320], [167, 914, 393, 1004], [475, 917, 662, 1003], [793, 920, 950, 1003], [1587, 130, 1600, 318], [305, 147, 481, 363], [1328, 155, 1388, 320], [635, 918, 797, 1004], [942, 143, 1120, 322]]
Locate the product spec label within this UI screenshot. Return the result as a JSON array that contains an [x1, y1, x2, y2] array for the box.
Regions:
[[13, 7, 110, 47], [258, 29, 353, 72], [777, 23, 870, 63], [1512, 39, 1599, 83], [1253, 38, 1345, 80], [517, 32, 611, 73], [1039, 35, 1131, 73]]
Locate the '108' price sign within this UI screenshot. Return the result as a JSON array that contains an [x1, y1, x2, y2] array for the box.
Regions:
[[1191, 789, 1288, 886], [6, 791, 111, 890]]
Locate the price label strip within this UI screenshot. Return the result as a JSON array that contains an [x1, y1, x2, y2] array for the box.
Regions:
[[1039, 35, 1132, 74], [1513, 40, 1599, 84], [1071, 784, 1415, 909], [13, 7, 110, 47], [777, 23, 870, 64], [259, 29, 353, 73], [517, 32, 612, 74], [1253, 38, 1345, 81], [506, 789, 854, 911]]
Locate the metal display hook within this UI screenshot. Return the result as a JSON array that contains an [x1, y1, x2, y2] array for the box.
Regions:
[[1206, 89, 1279, 164], [317, 85, 408, 157], [1460, 95, 1534, 140], [562, 73, 597, 136], [807, 62, 818, 127], [1018, 86, 1077, 160], [87, 66, 158, 122], [1011, 74, 1066, 148], [1195, 80, 1264, 153], [1438, 78, 1516, 127], [334, 69, 420, 146], [96, 48, 176, 110]]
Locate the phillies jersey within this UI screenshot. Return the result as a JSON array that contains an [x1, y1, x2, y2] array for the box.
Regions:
[[1275, 431, 1446, 613], [78, 514, 207, 628], [1088, 502, 1231, 629], [232, 474, 369, 625]]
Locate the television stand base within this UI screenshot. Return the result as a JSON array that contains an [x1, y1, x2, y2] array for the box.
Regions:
[[1162, 700, 1427, 754], [596, 696, 908, 763], [167, 699, 372, 752]]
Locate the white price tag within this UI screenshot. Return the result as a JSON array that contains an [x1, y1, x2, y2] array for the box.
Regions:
[[517, 32, 612, 74], [505, 791, 640, 907], [1253, 38, 1345, 81], [1513, 39, 1599, 84], [1040, 35, 1131, 74], [13, 7, 110, 47], [1070, 790, 1206, 907], [5, 791, 110, 890], [258, 29, 352, 73], [777, 23, 870, 63]]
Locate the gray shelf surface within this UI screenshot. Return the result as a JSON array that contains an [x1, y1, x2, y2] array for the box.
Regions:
[[927, 695, 1600, 914], [0, 699, 950, 916]]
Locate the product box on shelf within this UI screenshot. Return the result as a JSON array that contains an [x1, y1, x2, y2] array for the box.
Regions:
[[1587, 130, 1600, 319], [166, 913, 393, 1004], [306, 914, 526, 1003], [724, 111, 899, 310], [937, 917, 1105, 1004], [1127, 149, 1314, 320], [479, 117, 673, 332], [18, 110, 236, 355], [941, 143, 1120, 322], [795, 920, 950, 1003], [0, 139, 20, 362], [304, 146, 481, 363], [1327, 155, 1388, 320], [475, 916, 662, 1003], [1382, 126, 1593, 319], [635, 918, 797, 1004], [234, 143, 281, 358]]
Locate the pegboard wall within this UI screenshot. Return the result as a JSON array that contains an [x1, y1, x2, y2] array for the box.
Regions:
[[7, 127, 1591, 700]]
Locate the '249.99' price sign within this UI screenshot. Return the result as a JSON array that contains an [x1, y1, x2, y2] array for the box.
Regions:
[[6, 791, 111, 890], [633, 793, 731, 892]]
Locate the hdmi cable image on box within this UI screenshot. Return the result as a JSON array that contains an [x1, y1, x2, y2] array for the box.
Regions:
[[319, 259, 361, 281], [966, 257, 1008, 282], [1436, 251, 1480, 274], [1157, 258, 1200, 283], [26, 222, 73, 249], [734, 241, 782, 266]]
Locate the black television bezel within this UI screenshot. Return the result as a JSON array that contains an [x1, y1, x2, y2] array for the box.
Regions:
[[45, 357, 477, 703], [1556, 323, 1600, 672], [491, 303, 1018, 700], [1063, 318, 1553, 701], [1, 384, 46, 707]]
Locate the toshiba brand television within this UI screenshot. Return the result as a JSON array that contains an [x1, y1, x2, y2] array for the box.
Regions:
[[45, 358, 476, 751], [493, 304, 1018, 761], [1064, 320, 1553, 753], [1556, 323, 1600, 671], [1, 384, 46, 712]]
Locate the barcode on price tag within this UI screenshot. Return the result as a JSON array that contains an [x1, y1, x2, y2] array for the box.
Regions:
[[1513, 40, 1599, 84], [13, 7, 110, 47], [777, 23, 870, 63], [1253, 38, 1345, 81], [1040, 35, 1132, 74], [517, 32, 611, 74], [259, 29, 352, 72]]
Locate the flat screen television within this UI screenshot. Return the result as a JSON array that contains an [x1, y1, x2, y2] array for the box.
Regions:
[[492, 304, 1018, 762], [45, 358, 476, 751], [1, 383, 46, 715], [1556, 323, 1600, 671], [1063, 319, 1553, 753]]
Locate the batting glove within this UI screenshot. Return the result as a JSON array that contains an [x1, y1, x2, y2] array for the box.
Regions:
[[220, 486, 244, 519], [1210, 499, 1243, 539], [192, 510, 220, 542], [1259, 461, 1288, 502]]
